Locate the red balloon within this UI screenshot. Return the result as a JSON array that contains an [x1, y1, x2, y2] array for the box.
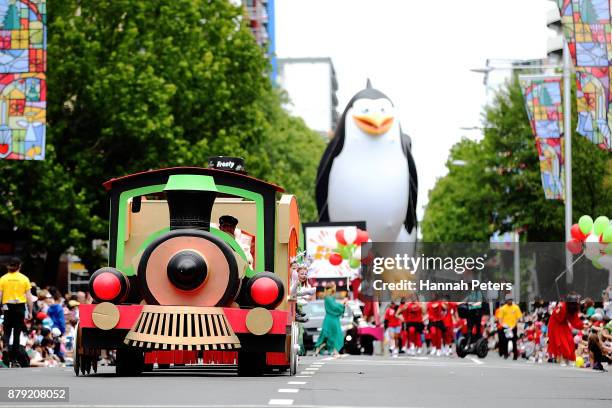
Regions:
[[355, 229, 369, 244], [570, 224, 587, 241], [329, 252, 343, 266], [566, 239, 582, 255], [335, 230, 347, 245]]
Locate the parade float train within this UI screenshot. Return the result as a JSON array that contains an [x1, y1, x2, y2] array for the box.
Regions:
[[75, 160, 301, 376]]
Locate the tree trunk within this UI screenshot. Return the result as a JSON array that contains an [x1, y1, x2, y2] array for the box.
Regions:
[[42, 249, 62, 288]]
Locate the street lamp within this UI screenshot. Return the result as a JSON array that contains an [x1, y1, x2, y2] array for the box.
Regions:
[[469, 67, 493, 74], [471, 49, 574, 284]]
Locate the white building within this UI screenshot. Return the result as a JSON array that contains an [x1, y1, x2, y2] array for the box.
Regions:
[[276, 57, 339, 136]]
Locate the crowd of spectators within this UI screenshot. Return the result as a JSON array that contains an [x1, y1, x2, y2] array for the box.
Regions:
[[0, 284, 92, 368], [512, 292, 612, 371]]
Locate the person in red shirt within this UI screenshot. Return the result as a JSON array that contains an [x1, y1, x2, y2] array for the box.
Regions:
[[442, 298, 458, 356], [397, 295, 424, 355], [384, 302, 402, 356], [426, 294, 445, 356], [548, 294, 583, 366]]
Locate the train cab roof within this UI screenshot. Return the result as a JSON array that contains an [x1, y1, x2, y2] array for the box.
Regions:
[[103, 166, 284, 194]]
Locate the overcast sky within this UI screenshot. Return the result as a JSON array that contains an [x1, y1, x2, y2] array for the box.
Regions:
[[275, 0, 554, 221]]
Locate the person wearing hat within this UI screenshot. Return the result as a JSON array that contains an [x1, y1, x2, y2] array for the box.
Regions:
[[0, 257, 34, 366], [496, 294, 523, 360], [218, 215, 253, 266]]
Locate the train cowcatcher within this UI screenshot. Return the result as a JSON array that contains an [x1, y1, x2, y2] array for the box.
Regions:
[[75, 158, 301, 376]]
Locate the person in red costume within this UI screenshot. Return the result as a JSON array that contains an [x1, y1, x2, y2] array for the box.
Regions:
[[384, 302, 402, 356], [442, 297, 458, 356], [547, 293, 583, 366], [426, 294, 445, 356], [397, 294, 425, 355]]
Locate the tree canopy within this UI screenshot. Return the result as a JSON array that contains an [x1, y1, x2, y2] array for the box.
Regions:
[[0, 0, 325, 281], [422, 76, 612, 242]]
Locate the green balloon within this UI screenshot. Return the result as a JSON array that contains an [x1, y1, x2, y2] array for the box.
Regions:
[[349, 258, 360, 269], [594, 216, 610, 236], [593, 259, 604, 269], [605, 245, 612, 255], [603, 226, 612, 243], [340, 246, 352, 260], [579, 215, 594, 235]]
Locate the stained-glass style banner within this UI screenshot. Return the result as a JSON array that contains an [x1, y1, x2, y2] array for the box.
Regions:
[[519, 75, 565, 200], [557, 0, 612, 149], [0, 0, 46, 160]]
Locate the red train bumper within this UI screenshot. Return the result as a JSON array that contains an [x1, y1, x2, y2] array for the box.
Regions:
[[79, 304, 291, 367], [79, 304, 289, 335]]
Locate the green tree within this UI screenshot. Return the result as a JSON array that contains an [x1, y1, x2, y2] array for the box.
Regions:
[[421, 138, 494, 242], [250, 91, 326, 222], [0, 0, 324, 282], [422, 76, 612, 242]]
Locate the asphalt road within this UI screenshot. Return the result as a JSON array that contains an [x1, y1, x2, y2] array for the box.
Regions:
[[1, 354, 611, 408]]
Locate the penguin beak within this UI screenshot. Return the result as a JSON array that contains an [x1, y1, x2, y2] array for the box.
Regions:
[[353, 112, 394, 135]]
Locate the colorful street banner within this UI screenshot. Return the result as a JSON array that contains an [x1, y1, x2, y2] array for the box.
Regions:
[[557, 0, 612, 149], [519, 75, 566, 200], [0, 0, 46, 160]]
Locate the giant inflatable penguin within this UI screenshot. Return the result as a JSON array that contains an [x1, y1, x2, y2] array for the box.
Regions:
[[316, 80, 418, 242]]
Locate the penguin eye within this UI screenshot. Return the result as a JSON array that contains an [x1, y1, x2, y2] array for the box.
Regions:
[[381, 107, 386, 113], [363, 108, 369, 114]]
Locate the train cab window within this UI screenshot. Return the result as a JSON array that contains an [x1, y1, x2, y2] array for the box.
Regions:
[[211, 195, 257, 267]]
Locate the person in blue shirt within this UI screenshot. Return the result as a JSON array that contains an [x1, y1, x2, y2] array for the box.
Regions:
[[45, 291, 65, 335]]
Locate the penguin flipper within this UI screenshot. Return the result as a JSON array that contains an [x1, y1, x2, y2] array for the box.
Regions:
[[315, 127, 345, 222], [401, 132, 418, 234]]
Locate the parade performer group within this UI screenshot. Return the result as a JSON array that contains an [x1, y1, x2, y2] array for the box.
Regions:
[[385, 296, 459, 357], [376, 289, 612, 372]]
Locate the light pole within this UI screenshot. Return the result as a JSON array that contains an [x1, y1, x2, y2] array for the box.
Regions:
[[471, 54, 574, 284], [563, 41, 573, 284]]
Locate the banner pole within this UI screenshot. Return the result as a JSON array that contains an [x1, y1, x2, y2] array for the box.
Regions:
[[564, 40, 573, 285]]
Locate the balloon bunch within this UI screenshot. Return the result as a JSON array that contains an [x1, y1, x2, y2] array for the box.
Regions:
[[328, 228, 370, 269], [566, 215, 612, 269]]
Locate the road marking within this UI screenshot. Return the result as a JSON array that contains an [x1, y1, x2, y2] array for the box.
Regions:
[[321, 357, 334, 361], [469, 357, 483, 365], [278, 389, 299, 393], [288, 381, 306, 385], [304, 367, 319, 371], [268, 399, 294, 406], [295, 375, 311, 378], [7, 405, 423, 408], [300, 371, 314, 375]]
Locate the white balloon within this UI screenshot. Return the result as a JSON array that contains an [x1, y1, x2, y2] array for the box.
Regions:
[[585, 234, 601, 260], [344, 227, 357, 245]]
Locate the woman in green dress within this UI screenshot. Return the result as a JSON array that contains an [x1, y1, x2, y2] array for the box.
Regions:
[[314, 282, 347, 357]]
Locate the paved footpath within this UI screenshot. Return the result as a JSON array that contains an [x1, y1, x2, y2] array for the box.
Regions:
[[0, 354, 611, 408]]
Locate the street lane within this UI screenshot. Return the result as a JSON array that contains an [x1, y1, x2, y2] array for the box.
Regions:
[[1, 355, 611, 408]]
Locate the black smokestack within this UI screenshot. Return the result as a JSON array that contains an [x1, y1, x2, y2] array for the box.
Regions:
[[164, 175, 218, 231]]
